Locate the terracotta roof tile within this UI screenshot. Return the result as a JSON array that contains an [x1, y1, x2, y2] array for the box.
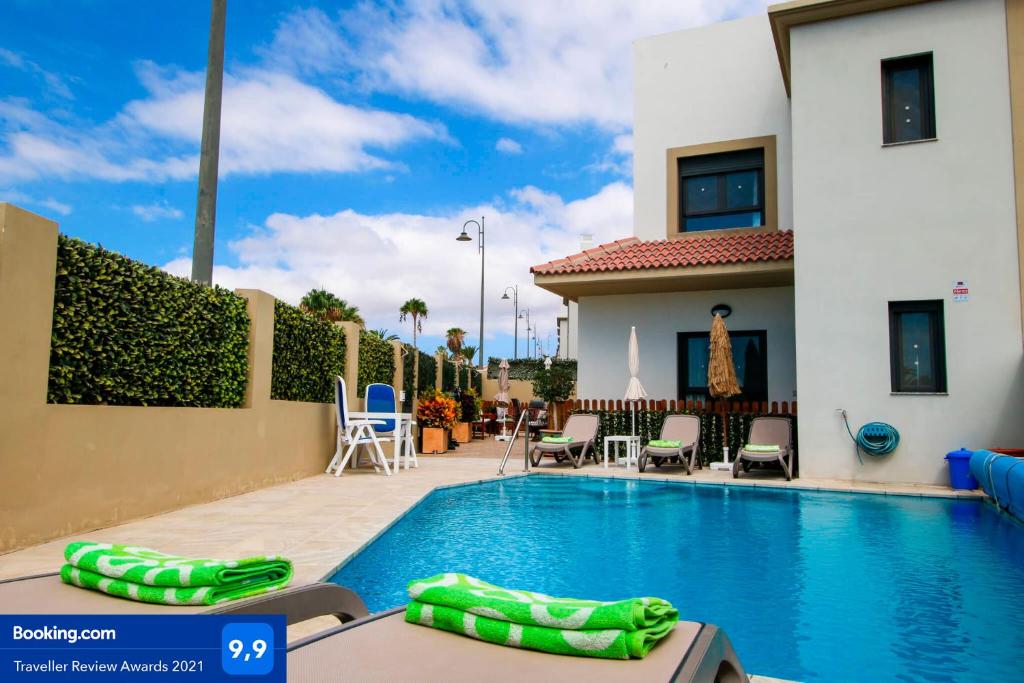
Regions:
[[530, 230, 794, 275]]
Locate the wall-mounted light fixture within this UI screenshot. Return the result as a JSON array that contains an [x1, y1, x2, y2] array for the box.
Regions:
[[711, 303, 732, 318]]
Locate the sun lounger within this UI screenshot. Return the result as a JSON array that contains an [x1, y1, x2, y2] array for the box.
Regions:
[[529, 414, 601, 468], [0, 572, 367, 625], [732, 416, 795, 481], [287, 606, 748, 682], [638, 414, 702, 474]]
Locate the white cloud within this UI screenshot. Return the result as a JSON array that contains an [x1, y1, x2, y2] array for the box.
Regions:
[[282, 1, 767, 128], [495, 137, 523, 154], [163, 181, 633, 347], [0, 63, 448, 183], [0, 47, 75, 100], [0, 188, 71, 216], [131, 201, 184, 222], [586, 133, 633, 177]]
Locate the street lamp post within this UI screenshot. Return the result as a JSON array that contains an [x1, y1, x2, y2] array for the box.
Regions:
[[518, 308, 531, 359], [456, 217, 485, 367], [501, 285, 519, 359]]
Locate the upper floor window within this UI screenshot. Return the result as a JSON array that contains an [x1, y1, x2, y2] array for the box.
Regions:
[[679, 148, 764, 232], [882, 53, 935, 144]]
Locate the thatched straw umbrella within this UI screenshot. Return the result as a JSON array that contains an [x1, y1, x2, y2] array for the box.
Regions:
[[708, 313, 740, 462]]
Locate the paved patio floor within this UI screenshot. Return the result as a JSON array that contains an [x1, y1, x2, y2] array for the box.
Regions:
[[0, 435, 981, 681]]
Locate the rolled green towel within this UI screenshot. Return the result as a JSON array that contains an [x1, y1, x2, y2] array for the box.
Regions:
[[648, 439, 682, 448], [406, 600, 675, 660], [405, 573, 678, 659], [744, 443, 780, 453], [542, 436, 573, 443], [59, 542, 292, 606]]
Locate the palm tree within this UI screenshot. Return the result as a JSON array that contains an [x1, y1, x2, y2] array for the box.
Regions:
[[300, 289, 363, 325], [446, 328, 467, 388], [399, 298, 429, 403], [461, 345, 478, 390], [369, 328, 399, 341]]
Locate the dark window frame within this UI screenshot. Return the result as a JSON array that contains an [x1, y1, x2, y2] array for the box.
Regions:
[[882, 52, 936, 144], [677, 330, 768, 403], [678, 150, 765, 232], [888, 300, 947, 393]]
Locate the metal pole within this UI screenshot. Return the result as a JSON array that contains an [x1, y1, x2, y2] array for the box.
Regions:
[[191, 0, 226, 286], [513, 287, 518, 359], [479, 216, 485, 368]]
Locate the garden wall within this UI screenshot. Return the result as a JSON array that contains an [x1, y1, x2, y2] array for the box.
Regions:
[[0, 204, 394, 553]]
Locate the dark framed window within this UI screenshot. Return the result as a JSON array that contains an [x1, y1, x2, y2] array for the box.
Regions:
[[888, 300, 946, 393], [882, 53, 935, 144], [679, 148, 764, 232], [677, 330, 767, 403]]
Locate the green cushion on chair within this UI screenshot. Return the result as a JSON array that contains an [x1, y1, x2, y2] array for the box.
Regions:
[[542, 436, 573, 443], [745, 444, 781, 453], [648, 440, 682, 448]]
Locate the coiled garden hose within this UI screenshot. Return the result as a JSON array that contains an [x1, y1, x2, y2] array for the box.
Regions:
[[840, 410, 900, 464]]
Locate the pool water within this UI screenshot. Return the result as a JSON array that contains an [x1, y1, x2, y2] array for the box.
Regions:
[[328, 475, 1024, 682]]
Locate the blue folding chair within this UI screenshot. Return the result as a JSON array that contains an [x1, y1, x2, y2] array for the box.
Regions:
[[325, 377, 391, 476], [365, 383, 417, 471]]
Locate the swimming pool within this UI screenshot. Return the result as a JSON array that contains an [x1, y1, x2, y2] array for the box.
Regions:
[[328, 475, 1024, 682]]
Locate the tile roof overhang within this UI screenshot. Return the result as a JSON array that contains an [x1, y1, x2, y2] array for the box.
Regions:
[[531, 229, 794, 301]]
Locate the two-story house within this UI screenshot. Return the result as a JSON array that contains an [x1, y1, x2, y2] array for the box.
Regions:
[[532, 0, 1024, 485]]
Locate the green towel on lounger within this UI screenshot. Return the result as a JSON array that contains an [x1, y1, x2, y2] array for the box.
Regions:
[[405, 573, 678, 660], [648, 439, 682, 448], [59, 541, 292, 606], [745, 443, 781, 453], [541, 436, 573, 443]]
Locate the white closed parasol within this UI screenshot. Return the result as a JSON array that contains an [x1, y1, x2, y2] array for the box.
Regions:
[[623, 326, 647, 435]]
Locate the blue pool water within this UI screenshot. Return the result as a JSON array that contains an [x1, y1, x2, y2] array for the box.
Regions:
[[328, 475, 1024, 682]]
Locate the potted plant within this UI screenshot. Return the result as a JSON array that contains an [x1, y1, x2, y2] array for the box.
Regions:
[[453, 387, 482, 442], [531, 362, 576, 430], [417, 390, 458, 454]]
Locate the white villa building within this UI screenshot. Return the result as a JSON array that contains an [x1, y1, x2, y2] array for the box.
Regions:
[[533, 0, 1024, 484]]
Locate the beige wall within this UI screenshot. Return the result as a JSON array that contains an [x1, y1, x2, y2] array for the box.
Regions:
[[481, 376, 540, 404], [0, 204, 356, 553], [790, 0, 1024, 484]]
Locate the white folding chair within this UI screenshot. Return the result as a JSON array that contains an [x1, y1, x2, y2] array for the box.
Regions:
[[326, 376, 391, 476]]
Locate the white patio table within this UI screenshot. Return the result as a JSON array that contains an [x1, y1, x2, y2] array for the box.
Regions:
[[349, 411, 414, 473], [604, 435, 642, 472]]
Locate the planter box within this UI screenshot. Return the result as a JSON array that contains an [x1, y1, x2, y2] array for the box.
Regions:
[[452, 422, 471, 443], [421, 427, 448, 454]]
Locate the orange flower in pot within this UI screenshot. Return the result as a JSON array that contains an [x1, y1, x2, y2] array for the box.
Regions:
[[417, 391, 460, 454]]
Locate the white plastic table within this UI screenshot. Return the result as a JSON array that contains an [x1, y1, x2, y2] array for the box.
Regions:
[[349, 411, 414, 472], [603, 435, 642, 471]]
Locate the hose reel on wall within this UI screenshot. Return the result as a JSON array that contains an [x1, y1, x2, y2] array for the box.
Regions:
[[839, 410, 900, 464]]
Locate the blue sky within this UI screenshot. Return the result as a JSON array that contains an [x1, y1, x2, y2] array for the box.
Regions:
[[0, 0, 763, 358]]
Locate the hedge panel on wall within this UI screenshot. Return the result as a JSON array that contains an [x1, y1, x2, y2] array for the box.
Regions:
[[271, 300, 346, 403], [357, 331, 395, 397], [486, 357, 577, 381], [441, 359, 456, 392], [47, 235, 250, 407], [418, 351, 436, 394]]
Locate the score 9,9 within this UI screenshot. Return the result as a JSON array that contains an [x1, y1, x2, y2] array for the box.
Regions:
[[228, 638, 267, 661]]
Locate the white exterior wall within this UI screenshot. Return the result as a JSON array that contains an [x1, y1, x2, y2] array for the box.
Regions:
[[577, 287, 796, 402], [791, 0, 1024, 484], [633, 15, 793, 238]]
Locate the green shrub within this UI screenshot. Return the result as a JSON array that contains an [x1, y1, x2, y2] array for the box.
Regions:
[[418, 350, 436, 394], [48, 235, 250, 407], [486, 357, 577, 381], [357, 330, 395, 397], [271, 300, 346, 403], [441, 359, 456, 391]]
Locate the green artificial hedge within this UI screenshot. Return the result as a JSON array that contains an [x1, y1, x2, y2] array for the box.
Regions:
[[401, 346, 436, 411], [357, 330, 396, 398], [271, 300, 346, 403], [486, 357, 577, 381], [48, 235, 250, 407], [441, 359, 456, 392]]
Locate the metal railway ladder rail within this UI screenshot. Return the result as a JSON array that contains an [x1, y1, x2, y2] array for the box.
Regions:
[[497, 408, 532, 475]]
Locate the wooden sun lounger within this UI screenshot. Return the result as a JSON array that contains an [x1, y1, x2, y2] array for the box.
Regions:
[[0, 572, 368, 625], [287, 607, 748, 683]]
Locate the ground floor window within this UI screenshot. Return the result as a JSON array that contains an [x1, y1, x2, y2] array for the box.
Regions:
[[677, 330, 767, 403], [888, 300, 946, 393]]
